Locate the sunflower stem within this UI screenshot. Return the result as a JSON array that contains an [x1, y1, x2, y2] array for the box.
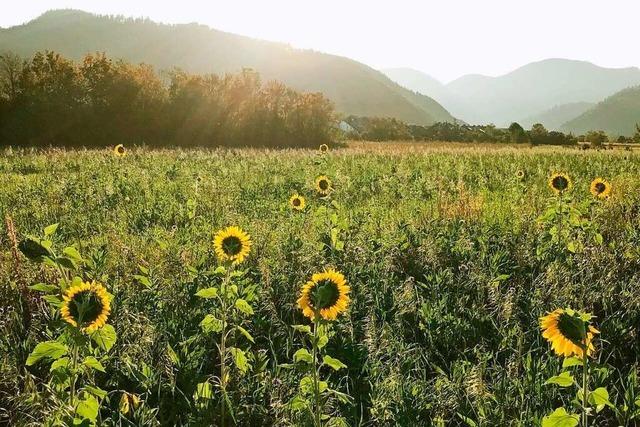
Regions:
[[219, 266, 231, 427], [582, 332, 589, 427], [70, 341, 79, 408], [312, 314, 321, 427]]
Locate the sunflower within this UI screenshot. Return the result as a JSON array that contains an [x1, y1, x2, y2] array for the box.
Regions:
[[540, 308, 599, 358], [315, 175, 332, 196], [113, 144, 126, 157], [289, 194, 306, 211], [590, 177, 611, 199], [516, 170, 525, 180], [548, 173, 572, 194], [319, 144, 329, 153], [213, 226, 252, 265], [60, 281, 111, 333], [297, 269, 350, 321]]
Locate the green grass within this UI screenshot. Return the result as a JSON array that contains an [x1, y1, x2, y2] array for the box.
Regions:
[[2, 143, 640, 426]]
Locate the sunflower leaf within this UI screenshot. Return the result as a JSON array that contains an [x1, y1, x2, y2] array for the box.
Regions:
[[236, 326, 255, 343], [589, 387, 614, 412], [562, 357, 584, 368], [229, 347, 250, 374], [75, 393, 99, 421], [28, 283, 58, 293], [323, 355, 347, 371], [293, 348, 313, 364], [200, 314, 223, 333], [44, 223, 59, 236], [292, 325, 312, 335], [195, 287, 219, 298], [545, 371, 574, 387], [235, 299, 254, 315], [26, 341, 68, 366], [541, 407, 579, 427], [82, 356, 106, 373], [90, 324, 117, 352]]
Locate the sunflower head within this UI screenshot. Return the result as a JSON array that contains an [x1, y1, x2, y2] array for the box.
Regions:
[[516, 170, 525, 180], [60, 281, 111, 333], [319, 144, 329, 154], [540, 308, 599, 358], [548, 173, 572, 194], [297, 269, 350, 321], [113, 144, 126, 157], [213, 226, 252, 265], [289, 194, 306, 211], [590, 178, 611, 199], [315, 175, 332, 196]]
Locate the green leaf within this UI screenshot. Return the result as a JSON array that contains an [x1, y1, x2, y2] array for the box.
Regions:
[[195, 287, 219, 298], [82, 356, 106, 373], [18, 237, 52, 261], [44, 223, 59, 236], [541, 407, 579, 427], [545, 371, 574, 387], [75, 394, 99, 421], [194, 381, 213, 404], [288, 395, 308, 411], [293, 348, 313, 364], [562, 357, 584, 368], [85, 386, 108, 400], [317, 335, 328, 349], [200, 314, 223, 333], [323, 355, 347, 371], [28, 283, 58, 293], [594, 233, 603, 245], [235, 299, 254, 315], [50, 357, 70, 372], [134, 275, 152, 288], [229, 347, 249, 374], [300, 376, 327, 395], [292, 325, 312, 335], [589, 387, 614, 412], [236, 326, 255, 343], [26, 341, 68, 366], [63, 246, 83, 261], [90, 324, 117, 351]]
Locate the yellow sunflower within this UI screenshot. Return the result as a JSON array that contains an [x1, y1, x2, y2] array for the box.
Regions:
[[516, 170, 525, 180], [315, 175, 332, 196], [540, 308, 599, 358], [113, 144, 126, 157], [590, 178, 611, 199], [319, 144, 329, 153], [213, 226, 252, 265], [297, 269, 350, 321], [289, 194, 306, 211], [60, 281, 111, 333], [548, 173, 572, 194]]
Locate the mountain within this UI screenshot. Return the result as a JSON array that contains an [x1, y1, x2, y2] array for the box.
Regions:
[[560, 86, 640, 136], [0, 10, 454, 125], [519, 102, 595, 130], [383, 59, 640, 127]]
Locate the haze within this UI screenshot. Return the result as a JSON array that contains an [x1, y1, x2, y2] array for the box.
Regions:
[[3, 0, 640, 82]]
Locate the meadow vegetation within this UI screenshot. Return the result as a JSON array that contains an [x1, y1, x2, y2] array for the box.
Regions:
[[2, 143, 640, 426]]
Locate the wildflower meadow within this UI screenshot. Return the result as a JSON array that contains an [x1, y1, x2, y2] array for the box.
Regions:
[[2, 143, 640, 426]]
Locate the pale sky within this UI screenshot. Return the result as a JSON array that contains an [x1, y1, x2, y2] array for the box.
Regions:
[[2, 1, 639, 83]]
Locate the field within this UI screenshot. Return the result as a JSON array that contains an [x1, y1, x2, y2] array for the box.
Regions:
[[2, 142, 640, 426]]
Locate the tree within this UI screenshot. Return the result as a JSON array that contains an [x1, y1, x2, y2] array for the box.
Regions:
[[508, 122, 528, 144], [528, 123, 549, 145]]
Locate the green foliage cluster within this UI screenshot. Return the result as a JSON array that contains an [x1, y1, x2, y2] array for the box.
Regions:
[[2, 145, 640, 425], [0, 51, 336, 148]]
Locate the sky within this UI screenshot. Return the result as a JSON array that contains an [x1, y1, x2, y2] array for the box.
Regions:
[[2, 0, 640, 83]]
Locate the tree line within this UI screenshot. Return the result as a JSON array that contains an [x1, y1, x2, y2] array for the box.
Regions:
[[0, 51, 336, 148]]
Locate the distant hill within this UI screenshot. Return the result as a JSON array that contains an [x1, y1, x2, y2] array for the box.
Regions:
[[0, 10, 454, 125], [384, 59, 640, 127], [560, 86, 640, 136], [519, 102, 594, 130]]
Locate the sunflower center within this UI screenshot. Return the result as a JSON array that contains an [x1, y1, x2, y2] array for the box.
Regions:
[[69, 290, 104, 325], [552, 176, 569, 191], [311, 279, 340, 310], [118, 146, 125, 154], [319, 180, 329, 191], [221, 236, 243, 256], [292, 198, 301, 207], [557, 312, 588, 347], [595, 182, 606, 193]]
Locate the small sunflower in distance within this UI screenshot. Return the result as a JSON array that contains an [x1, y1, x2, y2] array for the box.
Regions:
[[548, 172, 572, 194], [113, 144, 126, 157], [61, 281, 111, 333], [298, 269, 350, 321], [590, 177, 611, 199], [516, 170, 525, 180], [540, 308, 599, 358], [289, 194, 306, 211], [213, 226, 252, 265], [319, 143, 329, 154], [315, 175, 332, 196]]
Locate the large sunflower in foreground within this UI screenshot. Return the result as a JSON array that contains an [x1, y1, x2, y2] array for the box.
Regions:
[[289, 194, 306, 211], [213, 226, 252, 265], [540, 308, 599, 358], [61, 281, 111, 333], [113, 144, 126, 157], [548, 173, 572, 194], [315, 175, 332, 196], [297, 269, 350, 321], [590, 177, 611, 199]]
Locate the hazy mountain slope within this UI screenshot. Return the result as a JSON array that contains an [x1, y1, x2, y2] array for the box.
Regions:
[[445, 59, 640, 125], [519, 102, 595, 130], [560, 86, 640, 136], [0, 10, 454, 124]]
